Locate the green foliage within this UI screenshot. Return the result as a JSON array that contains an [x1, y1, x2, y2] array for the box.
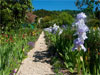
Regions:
[[0, 0, 33, 31], [75, 0, 100, 11], [34, 9, 60, 17], [54, 12, 74, 26], [45, 28, 100, 74], [87, 18, 100, 27], [75, 0, 100, 19], [37, 11, 74, 28], [85, 28, 100, 74], [0, 28, 41, 75], [40, 16, 53, 28], [34, 9, 80, 18]]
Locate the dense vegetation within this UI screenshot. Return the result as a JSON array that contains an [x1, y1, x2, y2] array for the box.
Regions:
[[34, 9, 78, 28], [0, 28, 41, 75], [0, 0, 100, 75], [34, 9, 100, 28], [0, 0, 42, 75], [0, 0, 33, 31], [41, 1, 100, 74], [45, 27, 100, 74]]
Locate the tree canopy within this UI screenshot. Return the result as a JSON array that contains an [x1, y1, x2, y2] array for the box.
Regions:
[[0, 0, 33, 31], [75, 0, 100, 11], [75, 0, 100, 20]]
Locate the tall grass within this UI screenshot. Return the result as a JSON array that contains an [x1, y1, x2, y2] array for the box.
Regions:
[[0, 28, 41, 75]]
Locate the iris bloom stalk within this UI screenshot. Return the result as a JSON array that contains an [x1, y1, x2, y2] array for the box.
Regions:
[[72, 12, 89, 52]]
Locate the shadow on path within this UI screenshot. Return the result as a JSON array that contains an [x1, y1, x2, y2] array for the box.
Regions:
[[33, 50, 51, 63]]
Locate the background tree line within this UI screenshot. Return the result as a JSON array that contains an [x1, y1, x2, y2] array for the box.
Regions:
[[33, 9, 80, 28], [33, 0, 100, 28], [34, 8, 100, 28]]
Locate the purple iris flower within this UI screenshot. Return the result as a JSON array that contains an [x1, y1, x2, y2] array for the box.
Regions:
[[28, 42, 34, 47], [72, 38, 86, 51], [72, 12, 89, 52], [77, 12, 87, 19], [78, 29, 84, 33], [12, 69, 17, 73], [74, 38, 84, 45], [9, 69, 17, 75], [62, 25, 66, 29]]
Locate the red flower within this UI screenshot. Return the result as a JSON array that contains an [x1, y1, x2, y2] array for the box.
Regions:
[[22, 34, 25, 38], [98, 52, 100, 55], [9, 36, 14, 42], [6, 39, 9, 42], [9, 37, 13, 41], [5, 34, 8, 37]]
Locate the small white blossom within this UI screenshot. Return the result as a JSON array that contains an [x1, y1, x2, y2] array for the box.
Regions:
[[44, 23, 63, 35]]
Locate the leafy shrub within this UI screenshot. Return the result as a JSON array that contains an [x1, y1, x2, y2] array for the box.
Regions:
[[55, 12, 74, 26]]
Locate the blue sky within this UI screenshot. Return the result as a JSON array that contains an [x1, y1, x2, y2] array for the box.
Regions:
[[32, 0, 79, 11]]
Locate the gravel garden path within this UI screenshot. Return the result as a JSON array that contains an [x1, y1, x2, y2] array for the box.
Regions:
[[17, 31, 55, 75]]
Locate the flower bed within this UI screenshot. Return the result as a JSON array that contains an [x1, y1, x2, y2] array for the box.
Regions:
[[45, 12, 100, 75], [45, 27, 100, 74], [0, 28, 42, 75]]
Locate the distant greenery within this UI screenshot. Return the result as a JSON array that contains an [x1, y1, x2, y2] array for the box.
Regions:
[[34, 9, 76, 28], [34, 9, 100, 28], [34, 9, 80, 18], [34, 9, 60, 17], [0, 0, 33, 31]]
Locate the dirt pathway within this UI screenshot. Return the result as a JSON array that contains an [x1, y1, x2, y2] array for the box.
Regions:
[[17, 31, 55, 75]]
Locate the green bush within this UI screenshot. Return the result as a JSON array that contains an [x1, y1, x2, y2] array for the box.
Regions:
[[55, 12, 74, 26]]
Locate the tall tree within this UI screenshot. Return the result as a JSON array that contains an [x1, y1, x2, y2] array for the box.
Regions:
[[75, 0, 100, 19], [75, 0, 100, 11], [0, 0, 33, 31]]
